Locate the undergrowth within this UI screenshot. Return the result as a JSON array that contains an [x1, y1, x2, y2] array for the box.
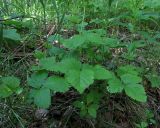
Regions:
[[0, 0, 160, 128]]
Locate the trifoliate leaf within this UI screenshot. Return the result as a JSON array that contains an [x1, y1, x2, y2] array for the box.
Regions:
[[44, 76, 70, 92], [124, 84, 147, 102], [107, 78, 124, 93], [93, 65, 113, 80], [66, 68, 94, 93], [28, 72, 48, 88], [34, 88, 51, 108], [121, 74, 142, 84]]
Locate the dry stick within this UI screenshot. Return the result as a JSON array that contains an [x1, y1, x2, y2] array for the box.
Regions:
[[0, 53, 33, 58], [47, 25, 56, 38]]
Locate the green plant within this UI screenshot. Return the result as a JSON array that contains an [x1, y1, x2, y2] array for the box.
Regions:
[[135, 109, 156, 128], [146, 73, 160, 88], [135, 121, 148, 128], [0, 76, 21, 98], [3, 29, 21, 41], [28, 29, 149, 118]]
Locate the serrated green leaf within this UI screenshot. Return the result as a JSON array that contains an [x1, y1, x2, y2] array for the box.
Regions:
[[39, 57, 56, 71], [107, 78, 124, 93], [62, 34, 85, 49], [93, 65, 113, 80], [34, 50, 46, 59], [56, 58, 81, 73], [84, 32, 102, 44], [66, 68, 94, 93], [34, 88, 51, 108], [80, 69, 94, 92], [121, 74, 142, 84], [66, 70, 79, 90], [82, 64, 94, 71], [28, 72, 48, 88], [44, 76, 70, 92], [124, 84, 147, 102], [117, 65, 138, 76], [48, 46, 66, 56], [103, 37, 120, 47]]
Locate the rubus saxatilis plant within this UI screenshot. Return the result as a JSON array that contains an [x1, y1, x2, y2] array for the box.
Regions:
[[28, 29, 153, 118]]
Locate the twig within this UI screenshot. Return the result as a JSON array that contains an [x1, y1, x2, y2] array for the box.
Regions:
[[0, 53, 33, 58]]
